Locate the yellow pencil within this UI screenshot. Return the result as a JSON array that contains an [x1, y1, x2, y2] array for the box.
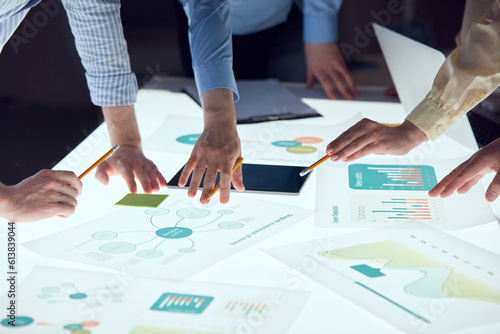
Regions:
[[206, 157, 244, 200], [299, 155, 330, 177], [299, 122, 401, 177], [78, 145, 119, 179]]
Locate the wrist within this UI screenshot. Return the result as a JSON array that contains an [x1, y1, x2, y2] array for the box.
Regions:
[[201, 88, 237, 127], [102, 105, 142, 148], [401, 119, 428, 145]]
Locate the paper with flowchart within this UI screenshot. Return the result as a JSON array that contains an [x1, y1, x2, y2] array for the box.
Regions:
[[264, 221, 500, 334], [0, 266, 310, 333], [314, 157, 496, 230], [25, 195, 312, 279]]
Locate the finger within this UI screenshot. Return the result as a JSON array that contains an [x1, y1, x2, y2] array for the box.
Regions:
[[317, 73, 337, 100], [218, 163, 233, 205], [306, 71, 315, 89], [147, 170, 160, 192], [178, 156, 197, 187], [200, 166, 219, 204], [329, 133, 374, 162], [440, 160, 485, 198], [48, 182, 80, 199], [115, 162, 138, 193], [337, 66, 358, 97], [53, 201, 77, 218], [486, 172, 500, 202], [326, 120, 370, 158], [187, 161, 206, 197], [330, 70, 353, 100], [457, 174, 484, 194], [343, 142, 379, 162], [232, 163, 245, 192], [428, 165, 463, 197], [134, 166, 153, 193], [157, 172, 168, 187], [95, 161, 112, 186], [52, 170, 83, 194]]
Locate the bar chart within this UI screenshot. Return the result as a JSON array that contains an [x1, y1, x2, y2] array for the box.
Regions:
[[350, 195, 446, 224], [151, 293, 214, 314], [348, 164, 438, 191]]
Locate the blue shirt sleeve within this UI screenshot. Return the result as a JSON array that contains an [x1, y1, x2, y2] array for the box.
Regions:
[[61, 0, 138, 106], [179, 0, 239, 101], [303, 0, 343, 44]]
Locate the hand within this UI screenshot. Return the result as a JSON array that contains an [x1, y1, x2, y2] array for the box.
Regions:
[[429, 138, 500, 202], [0, 170, 82, 222], [305, 42, 358, 100], [178, 88, 245, 204], [326, 119, 428, 162], [100, 105, 167, 193], [95, 145, 167, 193]]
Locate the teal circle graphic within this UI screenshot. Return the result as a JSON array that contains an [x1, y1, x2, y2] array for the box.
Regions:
[[156, 227, 193, 239], [100, 242, 136, 254], [69, 293, 88, 300], [1, 316, 33, 327], [92, 231, 118, 240], [217, 209, 233, 215], [136, 250, 163, 258], [176, 134, 201, 145], [218, 221, 244, 229], [176, 208, 210, 218], [272, 140, 302, 148], [64, 324, 84, 330], [145, 208, 169, 216], [41, 287, 60, 293], [179, 248, 196, 254]]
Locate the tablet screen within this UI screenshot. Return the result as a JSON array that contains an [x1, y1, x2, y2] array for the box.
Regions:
[[168, 163, 311, 195]]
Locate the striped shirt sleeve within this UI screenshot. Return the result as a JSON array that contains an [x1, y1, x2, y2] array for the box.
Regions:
[[61, 0, 137, 106]]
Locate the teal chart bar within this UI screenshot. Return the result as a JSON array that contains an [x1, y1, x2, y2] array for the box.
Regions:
[[349, 164, 437, 191]]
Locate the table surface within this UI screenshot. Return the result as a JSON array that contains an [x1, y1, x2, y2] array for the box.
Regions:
[[2, 79, 500, 334]]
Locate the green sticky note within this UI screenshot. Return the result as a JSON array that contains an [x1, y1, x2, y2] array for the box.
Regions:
[[115, 193, 168, 208]]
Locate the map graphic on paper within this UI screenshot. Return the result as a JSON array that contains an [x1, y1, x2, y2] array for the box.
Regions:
[[25, 195, 312, 279], [264, 222, 500, 333], [0, 266, 310, 334], [348, 164, 437, 191], [319, 240, 500, 305]]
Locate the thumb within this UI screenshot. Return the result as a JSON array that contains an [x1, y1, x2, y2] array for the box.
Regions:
[[95, 161, 112, 185]]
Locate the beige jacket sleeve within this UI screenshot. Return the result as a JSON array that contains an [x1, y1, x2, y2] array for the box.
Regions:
[[406, 0, 500, 140]]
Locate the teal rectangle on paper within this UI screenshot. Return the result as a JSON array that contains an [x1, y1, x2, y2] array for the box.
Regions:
[[151, 292, 213, 314], [348, 164, 437, 191]]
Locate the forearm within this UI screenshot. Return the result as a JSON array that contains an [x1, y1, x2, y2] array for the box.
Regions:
[[102, 106, 142, 148], [407, 0, 500, 140]]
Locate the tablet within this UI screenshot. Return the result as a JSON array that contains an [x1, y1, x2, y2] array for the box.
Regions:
[[168, 163, 311, 195]]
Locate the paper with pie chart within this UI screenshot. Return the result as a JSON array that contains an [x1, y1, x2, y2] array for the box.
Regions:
[[264, 221, 500, 334], [0, 266, 309, 333], [314, 157, 496, 230], [25, 195, 312, 279]]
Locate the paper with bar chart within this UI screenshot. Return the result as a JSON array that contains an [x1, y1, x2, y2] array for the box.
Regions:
[[0, 266, 309, 334], [25, 194, 312, 280], [315, 158, 496, 229], [264, 222, 500, 334]]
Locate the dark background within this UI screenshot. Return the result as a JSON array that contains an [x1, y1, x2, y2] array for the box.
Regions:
[[0, 0, 466, 185]]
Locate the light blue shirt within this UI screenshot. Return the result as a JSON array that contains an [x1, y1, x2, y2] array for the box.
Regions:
[[0, 0, 238, 106], [229, 0, 343, 43]]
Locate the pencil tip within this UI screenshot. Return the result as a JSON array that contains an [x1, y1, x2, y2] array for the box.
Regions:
[[299, 169, 310, 177]]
